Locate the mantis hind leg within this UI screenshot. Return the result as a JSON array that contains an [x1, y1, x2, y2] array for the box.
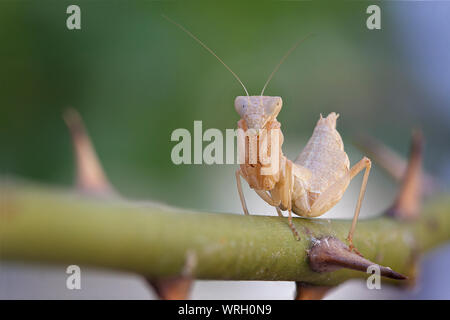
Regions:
[[346, 157, 372, 254], [310, 157, 372, 253]]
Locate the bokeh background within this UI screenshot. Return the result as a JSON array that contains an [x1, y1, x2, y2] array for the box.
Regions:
[[1, 0, 450, 299]]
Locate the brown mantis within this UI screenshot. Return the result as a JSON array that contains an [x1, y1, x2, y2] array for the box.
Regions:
[[165, 15, 371, 252]]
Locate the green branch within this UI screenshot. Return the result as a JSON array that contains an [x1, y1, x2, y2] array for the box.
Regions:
[[1, 180, 449, 286]]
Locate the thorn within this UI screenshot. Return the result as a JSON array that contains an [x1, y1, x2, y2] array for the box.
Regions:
[[354, 133, 437, 195], [386, 130, 423, 220], [148, 277, 193, 300], [63, 108, 114, 195], [308, 236, 407, 280], [295, 282, 330, 300], [354, 134, 406, 182], [147, 250, 196, 300]]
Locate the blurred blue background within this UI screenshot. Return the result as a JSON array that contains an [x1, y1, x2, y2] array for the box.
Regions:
[[1, 0, 449, 299]]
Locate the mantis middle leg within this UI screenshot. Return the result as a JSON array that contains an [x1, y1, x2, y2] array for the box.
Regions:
[[245, 184, 299, 239], [235, 169, 249, 215], [279, 160, 301, 240]]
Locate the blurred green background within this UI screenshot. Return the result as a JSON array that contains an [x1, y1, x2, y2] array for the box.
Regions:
[[1, 0, 448, 213]]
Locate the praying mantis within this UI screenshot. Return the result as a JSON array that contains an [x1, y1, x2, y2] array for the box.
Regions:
[[165, 15, 372, 252]]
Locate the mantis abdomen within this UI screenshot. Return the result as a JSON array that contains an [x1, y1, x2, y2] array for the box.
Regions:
[[295, 112, 350, 194]]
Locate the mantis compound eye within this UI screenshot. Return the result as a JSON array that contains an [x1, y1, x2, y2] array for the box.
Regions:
[[264, 98, 282, 116], [234, 104, 244, 116], [234, 96, 248, 116]]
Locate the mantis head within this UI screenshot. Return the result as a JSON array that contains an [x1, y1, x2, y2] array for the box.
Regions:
[[235, 96, 282, 130]]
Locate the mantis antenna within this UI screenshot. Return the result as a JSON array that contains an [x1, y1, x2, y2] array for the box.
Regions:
[[163, 15, 250, 98], [260, 33, 314, 97]]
